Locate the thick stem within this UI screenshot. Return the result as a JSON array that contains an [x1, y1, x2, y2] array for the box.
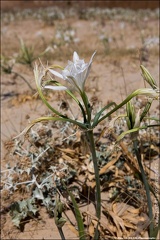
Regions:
[[133, 139, 154, 237], [87, 129, 101, 220], [81, 90, 100, 238]]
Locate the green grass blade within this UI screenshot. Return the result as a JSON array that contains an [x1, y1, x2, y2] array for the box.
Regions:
[[68, 191, 86, 240], [62, 182, 86, 240], [92, 102, 117, 128]]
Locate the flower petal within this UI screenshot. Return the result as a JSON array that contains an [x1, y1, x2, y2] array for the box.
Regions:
[[44, 85, 67, 91], [89, 51, 96, 65], [83, 51, 96, 84], [73, 51, 79, 62], [49, 69, 64, 79]]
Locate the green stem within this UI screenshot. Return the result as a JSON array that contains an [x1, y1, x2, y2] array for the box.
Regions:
[[80, 90, 101, 238], [86, 128, 101, 239], [133, 139, 154, 238], [57, 227, 66, 240], [81, 91, 91, 122]]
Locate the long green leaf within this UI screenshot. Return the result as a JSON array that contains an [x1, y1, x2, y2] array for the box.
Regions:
[[14, 116, 86, 139], [117, 124, 160, 141], [62, 181, 86, 240], [67, 190, 86, 240], [92, 102, 117, 127], [62, 182, 86, 240], [93, 88, 158, 127], [117, 127, 145, 141]]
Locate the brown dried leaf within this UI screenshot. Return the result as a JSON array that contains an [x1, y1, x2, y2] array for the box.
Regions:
[[90, 181, 96, 188], [67, 223, 79, 237], [99, 152, 122, 175], [88, 220, 94, 237], [58, 148, 75, 155], [62, 153, 74, 163], [84, 211, 115, 236], [123, 220, 136, 229], [122, 214, 139, 225], [115, 167, 119, 177], [143, 144, 159, 159], [90, 152, 121, 181], [130, 213, 150, 237], [112, 133, 139, 170], [87, 161, 94, 174], [112, 202, 139, 217], [127, 206, 140, 214], [108, 210, 125, 237], [92, 219, 98, 228]]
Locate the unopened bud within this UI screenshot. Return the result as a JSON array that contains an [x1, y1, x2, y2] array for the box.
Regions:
[[126, 101, 136, 129], [140, 65, 157, 89]]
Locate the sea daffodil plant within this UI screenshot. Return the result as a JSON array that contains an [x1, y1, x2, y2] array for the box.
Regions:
[[20, 51, 159, 239]]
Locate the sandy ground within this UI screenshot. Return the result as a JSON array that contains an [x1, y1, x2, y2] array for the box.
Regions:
[[1, 6, 159, 239]]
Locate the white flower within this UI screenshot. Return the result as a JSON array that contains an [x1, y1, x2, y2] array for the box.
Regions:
[[47, 51, 96, 94], [137, 88, 159, 99]]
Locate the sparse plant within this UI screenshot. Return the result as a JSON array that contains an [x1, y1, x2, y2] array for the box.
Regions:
[[40, 8, 65, 26], [50, 25, 79, 54], [17, 38, 48, 68], [0, 54, 34, 92], [99, 35, 111, 54]]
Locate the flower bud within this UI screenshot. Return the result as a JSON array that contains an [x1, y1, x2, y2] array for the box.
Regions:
[[126, 101, 136, 129], [140, 65, 157, 89]]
